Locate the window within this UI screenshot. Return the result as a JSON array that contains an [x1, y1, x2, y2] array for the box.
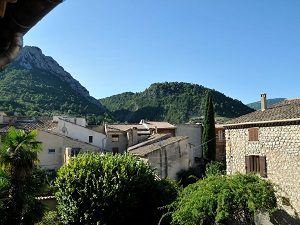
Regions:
[[89, 136, 93, 143], [248, 127, 259, 141], [112, 147, 119, 155], [112, 134, 119, 142], [71, 148, 81, 157], [48, 149, 55, 154], [245, 155, 266, 177]]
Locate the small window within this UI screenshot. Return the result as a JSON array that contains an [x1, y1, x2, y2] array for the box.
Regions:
[[248, 127, 259, 141], [48, 149, 55, 154], [112, 134, 119, 142], [245, 155, 266, 177], [89, 136, 93, 143]]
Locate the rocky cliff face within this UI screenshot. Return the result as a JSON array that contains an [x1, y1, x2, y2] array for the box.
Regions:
[[14, 46, 102, 107]]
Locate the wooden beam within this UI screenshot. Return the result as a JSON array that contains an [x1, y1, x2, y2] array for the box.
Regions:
[[0, 0, 17, 18]]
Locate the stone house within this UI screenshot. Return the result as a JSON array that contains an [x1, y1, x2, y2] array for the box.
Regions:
[[224, 94, 300, 216], [104, 120, 176, 153], [128, 134, 191, 180]]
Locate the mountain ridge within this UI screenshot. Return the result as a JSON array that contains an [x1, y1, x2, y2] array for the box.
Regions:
[[0, 46, 109, 120], [100, 82, 255, 124], [14, 46, 101, 107], [2, 46, 255, 124]]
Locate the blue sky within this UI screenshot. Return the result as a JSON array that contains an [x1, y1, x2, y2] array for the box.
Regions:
[[24, 0, 300, 104]]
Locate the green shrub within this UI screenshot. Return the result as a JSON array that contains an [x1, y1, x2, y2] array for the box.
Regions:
[[177, 165, 205, 187], [35, 210, 61, 225], [163, 173, 277, 225], [55, 153, 178, 225]]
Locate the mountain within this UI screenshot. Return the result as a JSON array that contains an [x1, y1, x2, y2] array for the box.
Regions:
[[247, 98, 286, 110], [0, 46, 109, 119], [100, 82, 255, 124]]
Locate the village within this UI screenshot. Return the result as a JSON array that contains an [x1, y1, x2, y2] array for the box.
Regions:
[[0, 93, 300, 221]]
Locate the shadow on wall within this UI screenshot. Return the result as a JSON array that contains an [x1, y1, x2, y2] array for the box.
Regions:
[[270, 209, 300, 225]]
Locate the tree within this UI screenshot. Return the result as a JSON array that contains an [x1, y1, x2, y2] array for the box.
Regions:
[[163, 173, 277, 225], [0, 127, 42, 224], [202, 92, 216, 163], [55, 153, 178, 225]]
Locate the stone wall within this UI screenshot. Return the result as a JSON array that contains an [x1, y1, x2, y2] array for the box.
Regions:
[[225, 125, 300, 215]]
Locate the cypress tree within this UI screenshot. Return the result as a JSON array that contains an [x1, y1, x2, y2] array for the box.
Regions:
[[202, 92, 216, 163]]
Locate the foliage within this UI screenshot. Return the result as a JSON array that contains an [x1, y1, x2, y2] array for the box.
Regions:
[[176, 165, 206, 187], [0, 67, 112, 119], [0, 127, 44, 224], [162, 173, 277, 225], [202, 92, 216, 163], [35, 210, 61, 225], [55, 153, 179, 225], [100, 82, 255, 124], [205, 161, 226, 177]]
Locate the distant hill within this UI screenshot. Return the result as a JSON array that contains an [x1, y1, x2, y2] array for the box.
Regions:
[[247, 98, 286, 110], [100, 82, 255, 124], [0, 46, 112, 122]]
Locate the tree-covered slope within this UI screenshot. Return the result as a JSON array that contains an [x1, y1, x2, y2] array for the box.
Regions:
[[0, 67, 106, 117], [100, 82, 255, 124], [0, 46, 111, 121], [247, 98, 286, 110]]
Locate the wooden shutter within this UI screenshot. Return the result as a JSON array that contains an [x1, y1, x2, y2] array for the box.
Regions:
[[245, 155, 251, 173], [248, 127, 259, 141], [259, 156, 267, 177]]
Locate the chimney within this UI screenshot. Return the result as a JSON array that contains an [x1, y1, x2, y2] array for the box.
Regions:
[[261, 93, 267, 111]]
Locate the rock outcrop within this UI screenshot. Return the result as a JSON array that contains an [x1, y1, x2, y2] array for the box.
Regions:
[[14, 46, 102, 107]]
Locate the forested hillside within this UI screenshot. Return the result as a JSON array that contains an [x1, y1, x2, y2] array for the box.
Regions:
[[0, 67, 107, 117], [100, 82, 255, 124], [247, 98, 286, 110], [0, 46, 114, 123]]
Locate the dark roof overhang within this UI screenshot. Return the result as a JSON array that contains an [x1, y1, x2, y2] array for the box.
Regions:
[[224, 118, 300, 129], [0, 0, 63, 70]]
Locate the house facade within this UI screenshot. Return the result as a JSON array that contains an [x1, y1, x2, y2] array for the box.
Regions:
[[176, 124, 202, 165], [52, 116, 107, 149], [224, 94, 300, 215], [215, 124, 226, 163], [0, 115, 106, 171], [37, 130, 102, 171], [104, 120, 176, 153], [129, 135, 191, 180]]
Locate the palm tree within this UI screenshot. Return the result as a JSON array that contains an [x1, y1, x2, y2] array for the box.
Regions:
[[0, 127, 42, 224]]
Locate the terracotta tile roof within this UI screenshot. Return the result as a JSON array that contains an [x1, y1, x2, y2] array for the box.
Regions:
[[0, 118, 57, 134], [226, 98, 300, 126], [105, 124, 146, 132], [128, 133, 172, 151], [129, 136, 188, 157], [140, 120, 176, 129]]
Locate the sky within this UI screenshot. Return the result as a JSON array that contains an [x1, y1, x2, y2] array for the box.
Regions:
[[23, 0, 300, 104]]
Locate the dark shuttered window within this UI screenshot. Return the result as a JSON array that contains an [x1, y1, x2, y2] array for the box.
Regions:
[[245, 155, 267, 177], [248, 127, 259, 141]]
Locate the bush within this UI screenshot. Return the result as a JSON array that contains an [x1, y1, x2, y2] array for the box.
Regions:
[[177, 165, 205, 187], [163, 173, 277, 225], [35, 210, 61, 225], [55, 153, 178, 225], [205, 161, 226, 177]]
